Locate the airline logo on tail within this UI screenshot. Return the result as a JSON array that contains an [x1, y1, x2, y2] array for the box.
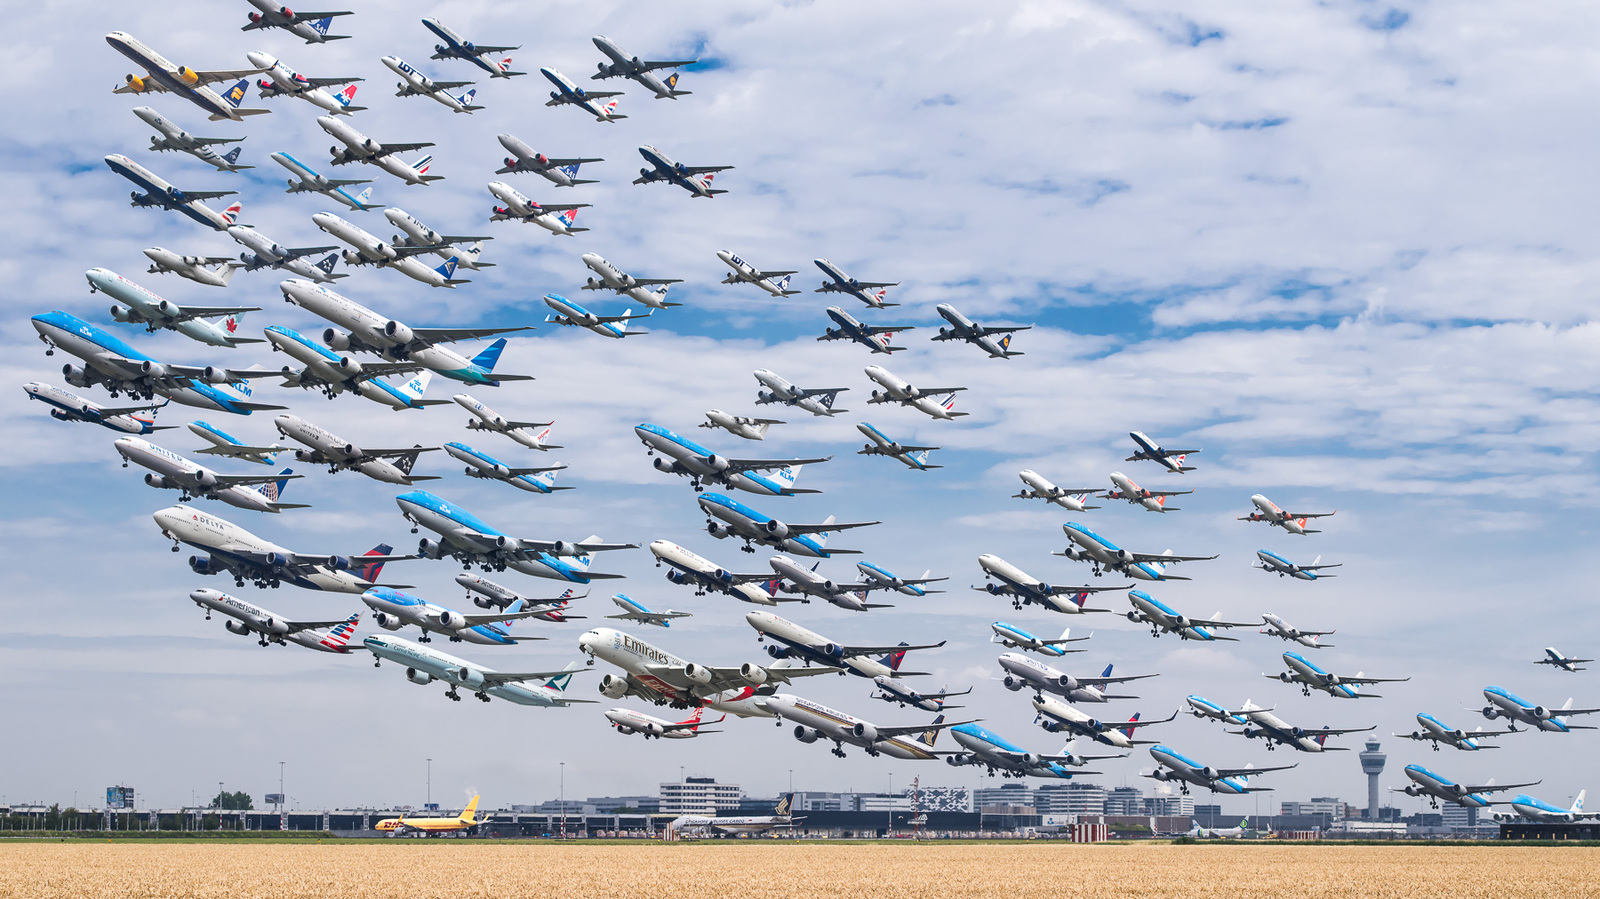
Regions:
[[225, 315, 241, 334], [319, 613, 360, 650], [915, 714, 946, 747], [400, 371, 433, 402], [601, 100, 619, 116], [940, 395, 958, 412], [353, 186, 374, 207], [225, 79, 250, 107], [310, 16, 333, 36], [559, 208, 580, 226], [560, 163, 582, 178], [436, 256, 459, 279], [315, 253, 339, 275], [879, 643, 910, 672], [256, 467, 294, 502], [665, 72, 680, 90], [222, 147, 244, 165], [222, 202, 243, 225], [1119, 712, 1142, 738], [458, 88, 477, 106], [773, 792, 794, 817], [412, 155, 434, 176], [499, 57, 514, 71], [998, 334, 1012, 350], [774, 275, 792, 291], [336, 84, 359, 107], [358, 543, 394, 582]]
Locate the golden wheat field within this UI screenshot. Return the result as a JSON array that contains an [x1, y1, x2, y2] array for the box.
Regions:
[[2, 841, 1595, 899]]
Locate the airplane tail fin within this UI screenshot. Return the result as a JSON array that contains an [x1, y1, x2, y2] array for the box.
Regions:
[[910, 449, 932, 467], [813, 515, 836, 549], [460, 795, 480, 823], [774, 792, 794, 817], [878, 641, 910, 673], [255, 467, 295, 502], [915, 714, 945, 747], [499, 598, 527, 631], [412, 154, 434, 176], [1314, 732, 1329, 747], [353, 186, 375, 207], [1100, 663, 1114, 678], [774, 274, 792, 292], [1563, 697, 1575, 711], [319, 612, 361, 650], [470, 337, 506, 372], [1575, 790, 1587, 813], [457, 88, 477, 106], [998, 334, 1012, 351], [222, 201, 243, 225], [217, 261, 241, 287], [336, 84, 359, 108], [600, 99, 621, 118], [435, 256, 460, 280], [358, 543, 394, 582], [1119, 712, 1141, 739], [398, 370, 433, 403], [223, 79, 251, 109], [664, 72, 680, 91], [543, 660, 583, 693], [314, 252, 340, 278], [772, 465, 801, 489], [560, 162, 583, 180], [222, 146, 244, 165], [559, 208, 580, 227]]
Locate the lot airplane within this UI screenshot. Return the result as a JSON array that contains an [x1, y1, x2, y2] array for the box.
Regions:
[[155, 504, 411, 591], [1480, 687, 1600, 732], [423, 18, 523, 78], [189, 420, 283, 464], [240, 1, 352, 43], [990, 622, 1089, 657], [496, 135, 600, 185], [543, 295, 648, 338], [974, 554, 1123, 614], [1126, 590, 1254, 642], [864, 365, 966, 419], [999, 654, 1155, 703], [758, 694, 966, 759], [132, 107, 249, 172], [375, 797, 481, 836], [88, 267, 261, 348], [273, 413, 438, 485], [1267, 652, 1409, 699], [931, 304, 1028, 358], [815, 259, 898, 308], [1538, 648, 1592, 672], [116, 437, 304, 512], [366, 635, 588, 705], [25, 382, 168, 434], [754, 370, 848, 416], [107, 32, 269, 121], [189, 588, 360, 651], [607, 594, 691, 627], [144, 248, 242, 287], [747, 611, 942, 678], [718, 251, 798, 296], [541, 68, 623, 121], [1032, 698, 1176, 748], [582, 253, 680, 308], [698, 492, 877, 557], [264, 325, 441, 409], [1057, 522, 1217, 581], [700, 410, 784, 441], [634, 145, 730, 197], [820, 307, 912, 354], [872, 680, 971, 712], [1229, 700, 1374, 752], [578, 627, 834, 714], [647, 540, 789, 606], [248, 52, 362, 113], [607, 706, 722, 739], [385, 208, 492, 271], [383, 56, 480, 113], [591, 36, 695, 98], [636, 423, 826, 495], [1145, 746, 1293, 794], [1260, 613, 1334, 649], [487, 183, 588, 234], [947, 725, 1120, 778], [856, 562, 945, 596], [398, 490, 633, 583], [1396, 713, 1512, 751], [361, 587, 553, 645], [445, 442, 567, 494], [768, 555, 893, 611], [104, 154, 241, 231], [1240, 494, 1335, 534], [1014, 470, 1101, 512], [1102, 471, 1190, 513], [454, 394, 559, 450], [1125, 431, 1199, 473], [270, 152, 377, 211], [320, 116, 441, 185], [857, 423, 940, 470], [1394, 764, 1539, 810]]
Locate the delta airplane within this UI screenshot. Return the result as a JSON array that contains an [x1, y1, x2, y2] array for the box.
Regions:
[[189, 588, 360, 651], [948, 726, 1121, 779], [104, 155, 242, 231], [115, 437, 304, 513], [457, 574, 585, 621], [1267, 652, 1410, 699], [31, 311, 285, 414], [154, 504, 411, 591], [25, 382, 168, 434], [1031, 697, 1176, 748], [132, 107, 250, 172], [814, 259, 899, 308], [582, 253, 680, 308], [87, 267, 261, 348], [189, 420, 284, 464], [107, 32, 270, 121], [1498, 791, 1593, 823], [228, 226, 342, 283], [591, 36, 695, 98], [999, 654, 1156, 703], [1056, 522, 1218, 581], [1126, 590, 1255, 642], [385, 208, 493, 271], [423, 18, 523, 78], [856, 562, 946, 596], [607, 706, 723, 739], [990, 622, 1090, 657], [144, 248, 243, 287], [248, 52, 362, 114], [607, 594, 691, 627], [578, 627, 835, 714], [973, 553, 1123, 614], [635, 423, 827, 495], [820, 307, 913, 354], [454, 394, 559, 450], [863, 365, 967, 419], [383, 56, 480, 113], [647, 539, 789, 605], [698, 492, 877, 557], [365, 635, 589, 705], [700, 410, 784, 441], [670, 795, 798, 835], [634, 145, 730, 198], [768, 555, 894, 611], [747, 611, 942, 678], [1394, 764, 1539, 810], [541, 68, 624, 121], [398, 489, 633, 582], [445, 442, 568, 494], [1239, 494, 1336, 534], [1229, 700, 1374, 752], [543, 295, 648, 338], [263, 325, 443, 410], [376, 797, 481, 836], [857, 423, 940, 470], [1260, 613, 1334, 649], [1538, 648, 1592, 672], [270, 152, 378, 211], [361, 587, 553, 645], [1013, 470, 1101, 512], [497, 135, 601, 186], [757, 694, 966, 759], [754, 370, 848, 417], [487, 183, 589, 234], [1126, 431, 1199, 473], [1480, 687, 1600, 732], [1102, 471, 1190, 513], [1145, 746, 1294, 795], [872, 681, 972, 713], [1254, 549, 1340, 580], [717, 251, 799, 296], [240, 0, 352, 43], [273, 413, 438, 485], [311, 213, 464, 287], [931, 304, 1029, 358], [1186, 695, 1252, 727], [319, 116, 442, 185], [1396, 713, 1513, 751]]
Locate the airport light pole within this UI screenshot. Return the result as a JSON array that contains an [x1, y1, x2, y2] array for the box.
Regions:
[[559, 762, 566, 840], [426, 758, 432, 807], [278, 762, 286, 832]]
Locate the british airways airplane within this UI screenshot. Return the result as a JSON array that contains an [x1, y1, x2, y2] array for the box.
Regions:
[[396, 490, 632, 583], [104, 154, 243, 231], [697, 492, 877, 557], [1056, 522, 1217, 581], [635, 424, 828, 496]]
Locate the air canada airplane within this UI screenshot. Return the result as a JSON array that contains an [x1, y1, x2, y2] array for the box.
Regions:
[[89, 267, 262, 349], [154, 504, 412, 591], [189, 588, 360, 651], [635, 423, 827, 495], [591, 36, 696, 99]]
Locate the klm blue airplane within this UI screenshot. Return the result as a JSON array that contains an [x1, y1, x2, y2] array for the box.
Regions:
[[1501, 791, 1592, 823], [635, 423, 828, 495], [947, 723, 1124, 779], [264, 325, 447, 409], [444, 442, 568, 493], [1480, 686, 1600, 733], [396, 489, 633, 583], [855, 561, 947, 596], [856, 422, 940, 470], [1057, 521, 1216, 581], [1396, 764, 1538, 809], [361, 587, 555, 646], [1270, 651, 1409, 699], [1395, 712, 1512, 751], [1147, 745, 1294, 795], [696, 492, 878, 558]]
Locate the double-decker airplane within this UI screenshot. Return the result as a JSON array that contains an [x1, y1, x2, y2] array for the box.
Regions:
[[578, 627, 835, 715]]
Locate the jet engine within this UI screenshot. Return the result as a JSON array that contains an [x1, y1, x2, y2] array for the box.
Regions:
[[1279, 672, 1295, 683], [1127, 611, 1142, 623], [851, 722, 880, 743], [1056, 674, 1078, 691], [706, 522, 733, 538], [1481, 706, 1498, 719], [323, 328, 352, 351], [140, 360, 169, 381], [1022, 752, 1041, 767], [705, 454, 731, 473], [651, 456, 674, 473], [1003, 676, 1024, 692], [431, 610, 462, 629], [454, 667, 486, 690], [418, 538, 445, 560], [224, 619, 251, 635], [793, 726, 821, 744], [1534, 706, 1551, 720], [176, 67, 201, 87], [1402, 784, 1422, 796], [682, 663, 713, 685], [373, 612, 405, 631], [383, 320, 414, 345], [125, 74, 148, 92], [144, 473, 173, 489], [1115, 549, 1135, 564], [738, 663, 768, 685], [472, 596, 494, 609], [945, 754, 969, 767], [764, 520, 789, 539], [109, 304, 135, 323], [599, 674, 630, 699], [404, 668, 433, 685], [1149, 768, 1171, 781], [189, 555, 214, 575], [765, 645, 790, 659], [1200, 766, 1217, 781]]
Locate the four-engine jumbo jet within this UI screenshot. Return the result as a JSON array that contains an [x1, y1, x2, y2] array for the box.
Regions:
[[423, 17, 523, 78], [700, 410, 784, 441], [931, 304, 1029, 358], [1239, 494, 1336, 534], [768, 555, 894, 612], [999, 654, 1156, 703], [190, 588, 361, 651], [1102, 471, 1191, 514], [385, 208, 493, 271], [264, 326, 442, 411], [606, 594, 691, 627], [375, 796, 481, 836], [104, 154, 242, 232], [1260, 613, 1334, 649], [856, 562, 946, 596], [1056, 522, 1218, 581], [311, 213, 463, 287], [273, 413, 438, 485], [154, 503, 411, 591], [718, 251, 799, 296], [1266, 652, 1410, 699], [240, 0, 352, 43], [591, 35, 696, 99], [248, 52, 363, 114], [863, 365, 967, 419], [541, 67, 624, 121], [1126, 431, 1199, 473], [454, 394, 558, 450], [819, 307, 913, 355], [635, 423, 828, 496], [815, 258, 899, 308], [24, 382, 169, 435], [1254, 549, 1340, 580], [543, 295, 649, 338], [270, 152, 378, 211], [1499, 792, 1594, 824], [1032, 697, 1176, 748], [633, 145, 731, 198], [1013, 470, 1101, 512], [698, 492, 878, 557], [115, 436, 304, 513], [607, 706, 722, 739], [990, 622, 1090, 657], [383, 56, 480, 113], [132, 107, 250, 172], [1537, 648, 1592, 672], [88, 267, 261, 348], [579, 627, 836, 714], [320, 116, 442, 185], [1480, 687, 1600, 733], [397, 489, 633, 583], [948, 725, 1121, 779], [647, 540, 789, 605], [366, 635, 589, 705], [856, 422, 940, 470], [487, 182, 589, 234], [1228, 700, 1374, 752], [1126, 590, 1256, 642], [361, 587, 552, 645], [758, 693, 967, 759], [747, 611, 942, 678], [228, 225, 341, 283], [582, 253, 680, 308], [1395, 713, 1513, 751], [974, 553, 1124, 614], [496, 135, 601, 185], [445, 442, 567, 494], [107, 32, 270, 122], [872, 680, 972, 713], [1145, 746, 1294, 795], [144, 247, 244, 287], [1394, 764, 1539, 810], [754, 369, 848, 417]]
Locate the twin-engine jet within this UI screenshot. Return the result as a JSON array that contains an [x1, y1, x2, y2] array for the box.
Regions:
[[361, 587, 553, 645], [497, 135, 600, 185], [607, 707, 722, 739], [266, 325, 441, 411], [948, 725, 1121, 778], [1013, 470, 1100, 512], [990, 622, 1089, 657], [454, 394, 559, 450], [579, 627, 835, 715], [88, 267, 261, 348], [1395, 765, 1539, 810], [1145, 746, 1294, 794], [767, 555, 894, 612], [456, 575, 585, 621], [856, 423, 940, 470], [607, 594, 691, 628], [857, 562, 946, 596], [1032, 698, 1176, 748], [591, 35, 695, 99], [1396, 713, 1512, 751], [815, 259, 898, 307], [270, 152, 378, 212], [240, 0, 352, 43], [647, 540, 788, 606], [398, 490, 633, 583], [116, 436, 304, 512], [541, 68, 624, 121], [383, 56, 481, 113], [872, 681, 971, 713], [189, 420, 284, 464], [1267, 652, 1409, 699], [132, 107, 250, 173], [487, 183, 588, 234], [759, 694, 968, 760], [1499, 792, 1595, 824], [974, 554, 1122, 614], [24, 382, 168, 435], [718, 251, 798, 296], [1255, 549, 1340, 580], [1057, 522, 1217, 581], [635, 423, 827, 496], [445, 442, 567, 494], [366, 636, 589, 706], [1240, 495, 1335, 534], [154, 504, 411, 591], [754, 369, 847, 417], [698, 492, 877, 557], [1480, 687, 1600, 733], [311, 213, 463, 287], [999, 654, 1156, 703], [228, 225, 341, 283], [820, 307, 912, 354], [105, 154, 242, 232], [144, 248, 243, 287], [190, 589, 360, 651], [248, 52, 363, 114], [1102, 471, 1190, 513], [107, 32, 270, 121], [1126, 590, 1255, 642], [1260, 613, 1334, 649], [1227, 700, 1374, 752], [272, 413, 438, 484], [385, 208, 492, 271], [543, 295, 648, 338], [1126, 431, 1199, 473], [701, 410, 784, 441], [582, 253, 680, 308], [1537, 648, 1591, 672], [422, 17, 522, 78], [864, 366, 966, 419], [634, 145, 731, 198], [932, 304, 1028, 358], [747, 611, 942, 678], [319, 117, 441, 185]]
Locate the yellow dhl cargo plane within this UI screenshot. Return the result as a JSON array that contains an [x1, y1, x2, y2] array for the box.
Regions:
[[375, 795, 480, 835]]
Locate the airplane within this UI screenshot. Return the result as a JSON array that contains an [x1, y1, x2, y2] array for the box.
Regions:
[[1393, 764, 1539, 810], [280, 280, 532, 385], [698, 492, 878, 557], [1013, 470, 1102, 512], [814, 259, 899, 308], [581, 253, 681, 308], [361, 587, 556, 645], [454, 394, 559, 450], [24, 382, 169, 435], [154, 504, 411, 591], [607, 594, 691, 628], [670, 795, 800, 837], [1260, 613, 1334, 649], [487, 183, 589, 234], [633, 145, 731, 198], [31, 311, 286, 414], [272, 413, 438, 485], [270, 152, 378, 212], [1056, 522, 1218, 581], [375, 796, 481, 836], [820, 307, 913, 355], [189, 420, 284, 464], [1188, 817, 1254, 839], [872, 680, 972, 713], [106, 32, 270, 122], [591, 35, 696, 99], [1254, 549, 1341, 580], [768, 555, 895, 611], [445, 443, 567, 494], [1480, 687, 1600, 732], [646, 539, 791, 606], [228, 225, 342, 283], [1031, 697, 1177, 748], [422, 18, 523, 78], [188, 588, 360, 651], [1125, 431, 1199, 473], [998, 654, 1156, 703], [607, 706, 723, 740], [578, 627, 836, 714], [382, 56, 480, 113], [104, 154, 242, 232], [263, 325, 445, 410], [455, 575, 586, 621], [319, 116, 442, 185], [930, 304, 1029, 359], [1497, 791, 1594, 823], [247, 52, 363, 114], [1266, 652, 1410, 699], [366, 635, 590, 705], [1396, 713, 1513, 751], [385, 208, 493, 271], [541, 67, 624, 121], [863, 365, 967, 419], [854, 562, 945, 597], [754, 369, 849, 417], [856, 423, 940, 470], [747, 610, 943, 677], [115, 437, 305, 513], [1185, 695, 1253, 727], [757, 693, 967, 759], [717, 251, 799, 296], [311, 213, 464, 287], [1125, 590, 1255, 642], [496, 135, 602, 187], [635, 423, 827, 495], [240, 0, 352, 43], [973, 553, 1124, 614], [132, 107, 250, 173], [1537, 648, 1592, 672], [1145, 745, 1294, 794], [543, 295, 649, 338], [397, 489, 634, 583], [946, 725, 1122, 779], [700, 410, 784, 441], [1228, 700, 1374, 752], [990, 622, 1090, 657], [143, 248, 243, 287], [1101, 471, 1191, 513], [87, 267, 261, 348], [1239, 495, 1336, 534]]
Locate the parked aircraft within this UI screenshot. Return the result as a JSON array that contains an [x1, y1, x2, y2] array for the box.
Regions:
[[1013, 470, 1101, 512], [320, 116, 441, 185], [240, 0, 352, 43], [1498, 791, 1593, 823], [990, 622, 1090, 657], [578, 627, 834, 713], [717, 251, 798, 296], [999, 654, 1156, 702], [454, 394, 559, 450], [543, 295, 648, 338], [815, 259, 898, 307], [1260, 613, 1334, 649], [144, 248, 243, 287], [385, 208, 492, 271], [1240, 495, 1335, 535], [104, 154, 242, 231], [189, 420, 284, 464], [754, 370, 848, 416], [375, 797, 481, 835], [1537, 648, 1592, 672], [1394, 764, 1538, 809], [1267, 652, 1410, 699], [855, 562, 946, 596], [635, 423, 826, 495], [820, 307, 912, 354], [311, 213, 463, 286], [248, 52, 363, 113], [87, 268, 260, 348], [768, 555, 893, 611], [607, 706, 722, 739], [1229, 700, 1374, 752], [591, 36, 695, 98], [25, 382, 168, 434], [1032, 697, 1176, 748], [1102, 471, 1190, 513], [366, 635, 589, 705], [361, 587, 552, 645], [872, 680, 972, 712], [541, 67, 624, 121], [263, 325, 441, 410], [607, 594, 691, 627], [1056, 522, 1217, 581], [698, 492, 877, 557], [747, 611, 941, 677], [107, 32, 269, 121], [132, 107, 250, 172], [116, 437, 304, 512], [974, 554, 1122, 614], [856, 423, 940, 470], [154, 504, 410, 591], [228, 225, 341, 283], [947, 725, 1120, 778], [189, 588, 359, 651], [931, 304, 1028, 358], [422, 18, 523, 78], [496, 134, 600, 185], [647, 540, 788, 605], [270, 152, 378, 211], [758, 694, 966, 759], [1126, 590, 1254, 642], [272, 413, 437, 484], [1480, 687, 1600, 732], [669, 795, 798, 835], [445, 442, 567, 493], [382, 56, 481, 113], [1396, 713, 1513, 751], [582, 253, 680, 308], [398, 489, 632, 582], [487, 182, 588, 233], [1145, 746, 1294, 794], [1185, 695, 1252, 727], [1254, 549, 1340, 580], [863, 365, 967, 419], [633, 145, 730, 197], [1125, 431, 1199, 473], [456, 575, 585, 621]]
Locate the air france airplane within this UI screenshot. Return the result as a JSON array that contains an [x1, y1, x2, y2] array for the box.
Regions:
[[582, 253, 680, 308], [361, 587, 552, 645], [578, 627, 834, 715], [365, 635, 589, 706], [947, 725, 1121, 778], [717, 251, 799, 296], [189, 420, 283, 464], [320, 117, 442, 185], [635, 423, 827, 495], [104, 154, 242, 231], [931, 304, 1029, 358], [273, 413, 439, 485], [990, 622, 1090, 657], [647, 540, 788, 605], [1032, 697, 1176, 748], [1229, 700, 1374, 752], [1126, 590, 1255, 642], [1267, 652, 1409, 699], [270, 153, 378, 211], [1145, 745, 1294, 794], [757, 694, 966, 759], [872, 680, 972, 713], [701, 410, 784, 441], [25, 382, 168, 434], [132, 107, 250, 172], [115, 437, 305, 513], [634, 145, 731, 197], [1125, 431, 1199, 473], [488, 183, 589, 234], [1102, 471, 1190, 513], [144, 248, 243, 287], [974, 553, 1122, 614], [607, 706, 722, 739], [445, 442, 568, 493], [154, 504, 411, 591], [1394, 764, 1538, 809], [856, 562, 946, 596], [397, 490, 633, 582], [241, 1, 352, 43], [189, 588, 360, 651], [264, 326, 443, 410], [1255, 549, 1341, 579], [1480, 687, 1600, 732], [856, 423, 941, 470], [863, 365, 967, 419], [754, 370, 848, 416], [1014, 470, 1101, 512], [384, 56, 481, 113], [747, 611, 942, 678], [591, 36, 696, 99], [1498, 791, 1592, 823], [497, 135, 600, 185], [248, 52, 363, 114], [1395, 713, 1512, 751], [999, 654, 1156, 702], [541, 67, 624, 121], [606, 594, 691, 627], [455, 394, 559, 450], [312, 213, 464, 286], [1537, 648, 1592, 672], [1239, 494, 1335, 534], [386, 208, 492, 271], [814, 259, 899, 308], [107, 32, 270, 121], [423, 18, 523, 78], [698, 492, 877, 557], [1260, 613, 1334, 649], [1056, 522, 1217, 581]]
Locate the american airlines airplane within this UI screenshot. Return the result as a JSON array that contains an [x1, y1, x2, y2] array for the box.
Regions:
[[189, 588, 360, 651]]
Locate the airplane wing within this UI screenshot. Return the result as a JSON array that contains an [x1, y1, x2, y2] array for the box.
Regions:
[[904, 386, 966, 397], [1078, 672, 1160, 686], [276, 9, 354, 23], [407, 325, 534, 345], [369, 141, 435, 158], [782, 519, 880, 536], [357, 446, 441, 459], [595, 311, 655, 323], [606, 610, 691, 622], [545, 157, 606, 166], [641, 59, 699, 72], [94, 401, 171, 415], [1137, 488, 1194, 498], [1100, 711, 1178, 730], [211, 472, 302, 487], [579, 89, 623, 99], [164, 304, 263, 322], [275, 245, 339, 261], [1214, 763, 1298, 778], [979, 325, 1031, 335], [175, 190, 238, 201], [837, 640, 947, 658], [867, 718, 978, 739], [477, 535, 637, 556], [283, 617, 359, 634], [685, 165, 735, 175], [1286, 511, 1337, 519], [797, 387, 848, 399], [470, 44, 520, 55], [194, 444, 289, 457], [459, 608, 571, 627], [867, 325, 915, 335], [1462, 780, 1542, 795], [236, 549, 413, 574], [720, 456, 832, 475], [477, 668, 586, 688], [1199, 617, 1259, 630], [1129, 551, 1219, 564], [1346, 675, 1411, 685], [426, 80, 476, 91], [632, 170, 669, 185], [751, 269, 797, 279], [188, 67, 272, 88], [1047, 584, 1130, 595], [1301, 725, 1378, 737], [304, 76, 363, 88], [497, 419, 554, 430]]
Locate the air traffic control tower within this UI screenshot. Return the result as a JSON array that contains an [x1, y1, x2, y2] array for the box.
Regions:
[[1359, 737, 1386, 818]]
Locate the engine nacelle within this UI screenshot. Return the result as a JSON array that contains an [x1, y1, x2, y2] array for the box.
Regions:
[[821, 580, 837, 594], [1290, 727, 1306, 738], [191, 469, 218, 489], [189, 555, 214, 575], [62, 364, 91, 387], [946, 754, 967, 767], [682, 663, 714, 685], [704, 454, 731, 473], [224, 619, 251, 635], [1039, 720, 1062, 733], [140, 360, 169, 380], [294, 449, 316, 463], [1448, 783, 1468, 797], [1022, 752, 1041, 767], [1482, 706, 1498, 719], [1150, 768, 1170, 781], [793, 725, 820, 744], [640, 167, 652, 178], [418, 538, 445, 560], [765, 644, 789, 659], [323, 328, 352, 351], [1403, 785, 1422, 796], [433, 610, 462, 629], [373, 612, 405, 631], [144, 473, 173, 489], [599, 674, 630, 699], [473, 597, 494, 609], [1450, 729, 1465, 740], [263, 551, 291, 571], [454, 667, 486, 690], [1279, 672, 1295, 683], [707, 522, 733, 538], [1056, 674, 1078, 691], [384, 320, 414, 345], [1062, 546, 1088, 562], [764, 519, 789, 539], [125, 74, 148, 92], [109, 304, 133, 323], [1200, 766, 1217, 780], [176, 66, 201, 87], [404, 667, 433, 685], [1534, 705, 1551, 720], [820, 642, 843, 659], [852, 721, 881, 744], [551, 541, 577, 557], [1003, 676, 1023, 692], [1037, 583, 1053, 596], [1127, 611, 1141, 623], [739, 662, 769, 685], [1115, 549, 1135, 564]]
